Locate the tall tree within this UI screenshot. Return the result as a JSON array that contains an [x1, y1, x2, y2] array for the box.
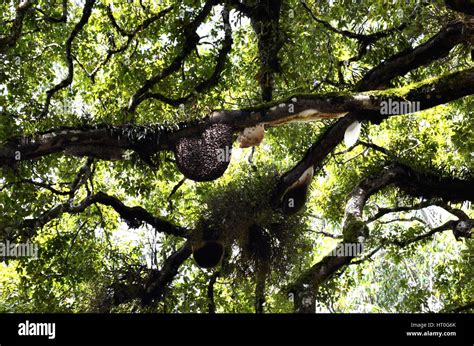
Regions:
[[0, 0, 472, 313]]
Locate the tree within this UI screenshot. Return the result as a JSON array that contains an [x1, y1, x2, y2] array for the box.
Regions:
[[0, 0, 472, 313]]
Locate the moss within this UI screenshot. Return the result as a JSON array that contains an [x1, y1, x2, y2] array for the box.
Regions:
[[342, 215, 369, 243], [241, 91, 356, 112], [365, 70, 460, 99], [196, 165, 312, 277]]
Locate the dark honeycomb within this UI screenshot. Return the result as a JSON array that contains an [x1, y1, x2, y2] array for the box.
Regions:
[[174, 123, 233, 181]]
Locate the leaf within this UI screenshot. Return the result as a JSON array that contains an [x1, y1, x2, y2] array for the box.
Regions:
[[344, 121, 361, 148]]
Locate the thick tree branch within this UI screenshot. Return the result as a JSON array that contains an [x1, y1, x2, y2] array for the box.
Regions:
[[353, 217, 472, 268], [12, 191, 189, 239], [437, 202, 470, 220], [287, 166, 399, 312], [272, 17, 474, 201], [248, 0, 283, 101], [357, 19, 473, 90], [287, 163, 473, 311], [2, 67, 473, 167], [390, 163, 474, 203]]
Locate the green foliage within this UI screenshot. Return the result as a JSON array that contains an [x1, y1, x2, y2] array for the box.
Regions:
[[0, 0, 472, 313]]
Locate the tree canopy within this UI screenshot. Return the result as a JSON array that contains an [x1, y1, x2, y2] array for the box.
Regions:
[[0, 0, 473, 313]]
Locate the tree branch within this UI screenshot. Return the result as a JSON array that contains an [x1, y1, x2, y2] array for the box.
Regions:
[[287, 163, 473, 311], [143, 6, 233, 107], [127, 0, 218, 112], [387, 219, 473, 247], [2, 67, 473, 168], [271, 17, 474, 201], [0, 178, 70, 195], [0, 0, 35, 54], [255, 266, 267, 314], [92, 5, 173, 82], [445, 0, 474, 15], [141, 241, 192, 305], [40, 0, 96, 118], [357, 19, 473, 90], [302, 0, 417, 43], [35, 0, 68, 23], [14, 191, 189, 239], [207, 271, 220, 313], [445, 301, 474, 313], [104, 242, 192, 308]]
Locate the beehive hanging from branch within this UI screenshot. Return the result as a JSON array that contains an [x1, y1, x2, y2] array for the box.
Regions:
[[173, 123, 234, 182]]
